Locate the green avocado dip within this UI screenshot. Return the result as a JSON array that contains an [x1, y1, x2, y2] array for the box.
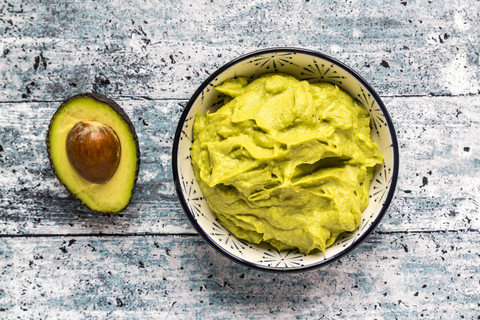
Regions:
[[191, 74, 383, 254]]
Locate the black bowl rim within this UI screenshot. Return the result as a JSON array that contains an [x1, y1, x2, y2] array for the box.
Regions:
[[172, 47, 399, 273]]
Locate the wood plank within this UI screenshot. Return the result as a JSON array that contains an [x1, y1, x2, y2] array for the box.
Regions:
[[0, 96, 479, 235], [0, 232, 478, 318], [0, 1, 479, 101]]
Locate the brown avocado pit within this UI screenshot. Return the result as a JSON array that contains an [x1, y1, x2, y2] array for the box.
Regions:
[[66, 120, 121, 184]]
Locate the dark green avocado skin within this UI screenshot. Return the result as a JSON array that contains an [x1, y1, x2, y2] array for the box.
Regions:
[[45, 92, 141, 214]]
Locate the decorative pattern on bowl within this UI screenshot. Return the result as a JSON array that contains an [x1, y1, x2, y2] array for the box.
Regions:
[[173, 48, 399, 272]]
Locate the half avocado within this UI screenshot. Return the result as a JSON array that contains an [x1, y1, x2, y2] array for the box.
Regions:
[[46, 93, 140, 214]]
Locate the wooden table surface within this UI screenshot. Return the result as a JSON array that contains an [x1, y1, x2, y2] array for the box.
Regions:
[[1, 0, 479, 318]]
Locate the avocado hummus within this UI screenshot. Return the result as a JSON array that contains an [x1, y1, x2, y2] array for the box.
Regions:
[[191, 74, 383, 254]]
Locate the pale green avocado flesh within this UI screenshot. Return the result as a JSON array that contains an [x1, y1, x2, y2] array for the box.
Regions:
[[48, 94, 139, 213], [191, 74, 383, 254]]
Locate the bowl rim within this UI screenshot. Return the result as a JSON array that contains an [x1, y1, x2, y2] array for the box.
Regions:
[[172, 47, 399, 273]]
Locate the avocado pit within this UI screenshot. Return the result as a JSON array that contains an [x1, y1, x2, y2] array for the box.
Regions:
[[66, 120, 121, 184]]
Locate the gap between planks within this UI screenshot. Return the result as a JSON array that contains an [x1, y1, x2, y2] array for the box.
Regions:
[[0, 228, 478, 239], [0, 92, 479, 104]]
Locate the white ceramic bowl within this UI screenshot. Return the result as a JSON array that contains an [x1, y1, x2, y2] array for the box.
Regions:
[[172, 48, 399, 272]]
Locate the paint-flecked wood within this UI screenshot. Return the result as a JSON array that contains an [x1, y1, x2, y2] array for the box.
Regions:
[[0, 0, 479, 318], [0, 232, 479, 319], [0, 0, 479, 101], [0, 97, 478, 235]]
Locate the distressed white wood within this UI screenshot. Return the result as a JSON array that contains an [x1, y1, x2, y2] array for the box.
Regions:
[[0, 97, 478, 235], [0, 0, 479, 101], [0, 233, 478, 318], [0, 0, 479, 318]]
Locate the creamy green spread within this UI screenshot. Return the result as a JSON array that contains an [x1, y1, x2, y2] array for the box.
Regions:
[[191, 74, 383, 254]]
